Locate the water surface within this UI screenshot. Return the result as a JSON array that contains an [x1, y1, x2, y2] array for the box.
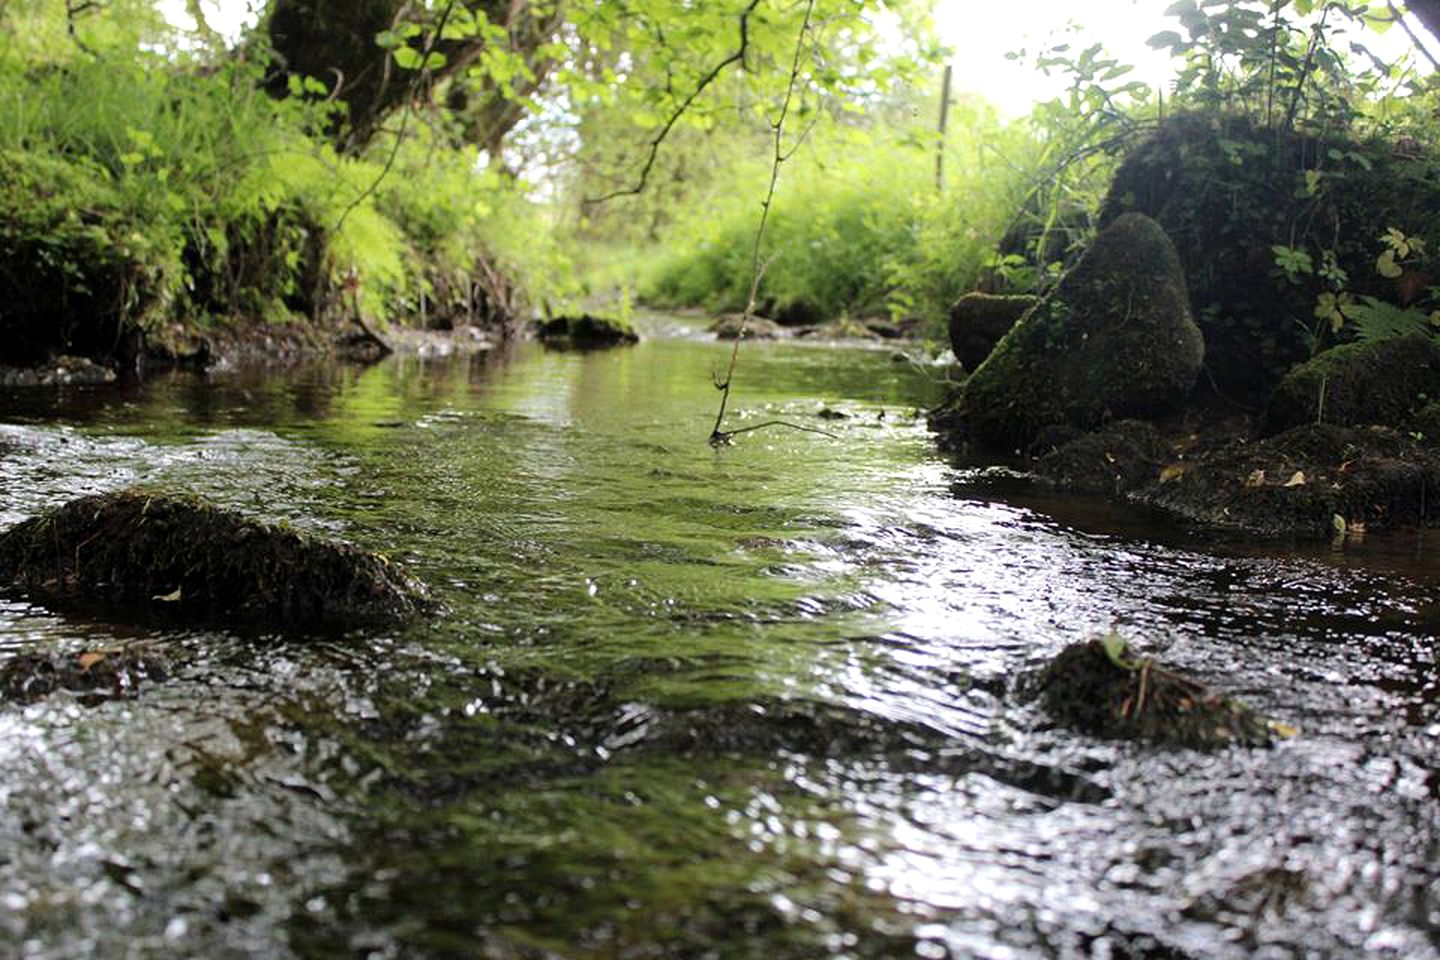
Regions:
[[0, 324, 1436, 958]]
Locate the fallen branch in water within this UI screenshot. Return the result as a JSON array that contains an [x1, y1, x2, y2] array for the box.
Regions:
[[709, 0, 819, 448]]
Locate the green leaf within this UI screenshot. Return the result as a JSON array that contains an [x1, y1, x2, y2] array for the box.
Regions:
[[392, 46, 423, 69]]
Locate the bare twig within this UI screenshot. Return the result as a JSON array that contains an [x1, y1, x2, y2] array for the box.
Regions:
[[1389, 1, 1440, 70], [709, 0, 818, 448], [333, 0, 458, 235], [588, 0, 763, 205]]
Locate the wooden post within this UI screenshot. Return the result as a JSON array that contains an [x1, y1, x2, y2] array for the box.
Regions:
[[935, 63, 953, 194]]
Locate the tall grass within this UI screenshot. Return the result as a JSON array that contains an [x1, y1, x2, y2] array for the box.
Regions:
[[638, 97, 1036, 335]]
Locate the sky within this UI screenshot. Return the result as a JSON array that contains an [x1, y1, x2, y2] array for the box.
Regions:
[[160, 0, 1435, 117]]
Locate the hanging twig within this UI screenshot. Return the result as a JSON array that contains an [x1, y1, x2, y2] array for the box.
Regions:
[[588, 0, 763, 205], [333, 0, 458, 235], [1388, 1, 1440, 70], [709, 0, 819, 448]]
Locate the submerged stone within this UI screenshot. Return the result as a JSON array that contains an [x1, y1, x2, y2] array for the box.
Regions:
[[538, 313, 639, 348], [959, 213, 1204, 451], [1039, 637, 1277, 749], [947, 292, 1035, 371], [0, 490, 434, 628], [1264, 334, 1440, 434], [0, 648, 169, 704]]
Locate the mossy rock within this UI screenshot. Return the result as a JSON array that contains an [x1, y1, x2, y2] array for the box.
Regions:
[[947, 293, 1035, 371], [1039, 638, 1277, 749], [0, 490, 435, 628], [1264, 334, 1440, 434], [960, 213, 1204, 451], [538, 313, 639, 348], [1034, 420, 1174, 496], [1409, 400, 1440, 446], [711, 314, 783, 341], [1100, 113, 1440, 401]]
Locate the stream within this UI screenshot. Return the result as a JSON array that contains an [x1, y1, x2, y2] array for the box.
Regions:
[[0, 316, 1437, 958]]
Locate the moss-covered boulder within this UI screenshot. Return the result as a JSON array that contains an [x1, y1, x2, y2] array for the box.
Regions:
[[1039, 635, 1278, 749], [1264, 334, 1440, 434], [959, 213, 1204, 451], [1100, 113, 1440, 401], [538, 313, 639, 348], [1409, 400, 1440, 446], [0, 490, 434, 628], [711, 314, 783, 340], [947, 293, 1035, 371]]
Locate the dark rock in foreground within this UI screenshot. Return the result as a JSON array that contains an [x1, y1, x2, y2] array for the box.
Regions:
[[538, 313, 639, 348], [1034, 420, 1173, 496], [1264, 334, 1440, 435], [947, 293, 1035, 371], [0, 490, 434, 628], [1039, 636, 1278, 749], [0, 648, 169, 704], [960, 214, 1204, 452]]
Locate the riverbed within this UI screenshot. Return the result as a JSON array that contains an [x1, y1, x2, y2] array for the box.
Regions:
[[0, 320, 1436, 958]]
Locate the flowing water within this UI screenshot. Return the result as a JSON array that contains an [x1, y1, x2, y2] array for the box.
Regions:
[[0, 317, 1437, 959]]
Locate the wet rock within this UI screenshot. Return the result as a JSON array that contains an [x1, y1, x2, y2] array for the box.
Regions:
[[1264, 334, 1440, 434], [0, 490, 435, 628], [1133, 423, 1440, 537], [795, 318, 880, 341], [711, 314, 783, 341], [538, 313, 638, 348], [0, 648, 169, 704], [1034, 420, 1174, 495], [959, 214, 1204, 452], [0, 356, 117, 387], [947, 293, 1036, 371], [1038, 636, 1277, 749]]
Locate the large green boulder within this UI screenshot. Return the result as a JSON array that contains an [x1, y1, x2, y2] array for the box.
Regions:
[[948, 293, 1035, 371], [1264, 334, 1440, 433], [960, 213, 1204, 451]]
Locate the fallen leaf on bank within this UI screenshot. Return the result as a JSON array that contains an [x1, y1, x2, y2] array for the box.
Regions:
[[1158, 462, 1187, 483], [152, 587, 183, 602], [1245, 469, 1266, 487], [1284, 471, 1307, 487]]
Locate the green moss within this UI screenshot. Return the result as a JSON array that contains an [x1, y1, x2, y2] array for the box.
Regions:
[[947, 293, 1035, 370], [1264, 334, 1440, 433], [1100, 112, 1440, 401], [0, 490, 434, 628], [960, 213, 1204, 450], [538, 313, 639, 348]]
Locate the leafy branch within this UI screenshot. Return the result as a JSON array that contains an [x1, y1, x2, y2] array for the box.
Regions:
[[587, 0, 763, 205]]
